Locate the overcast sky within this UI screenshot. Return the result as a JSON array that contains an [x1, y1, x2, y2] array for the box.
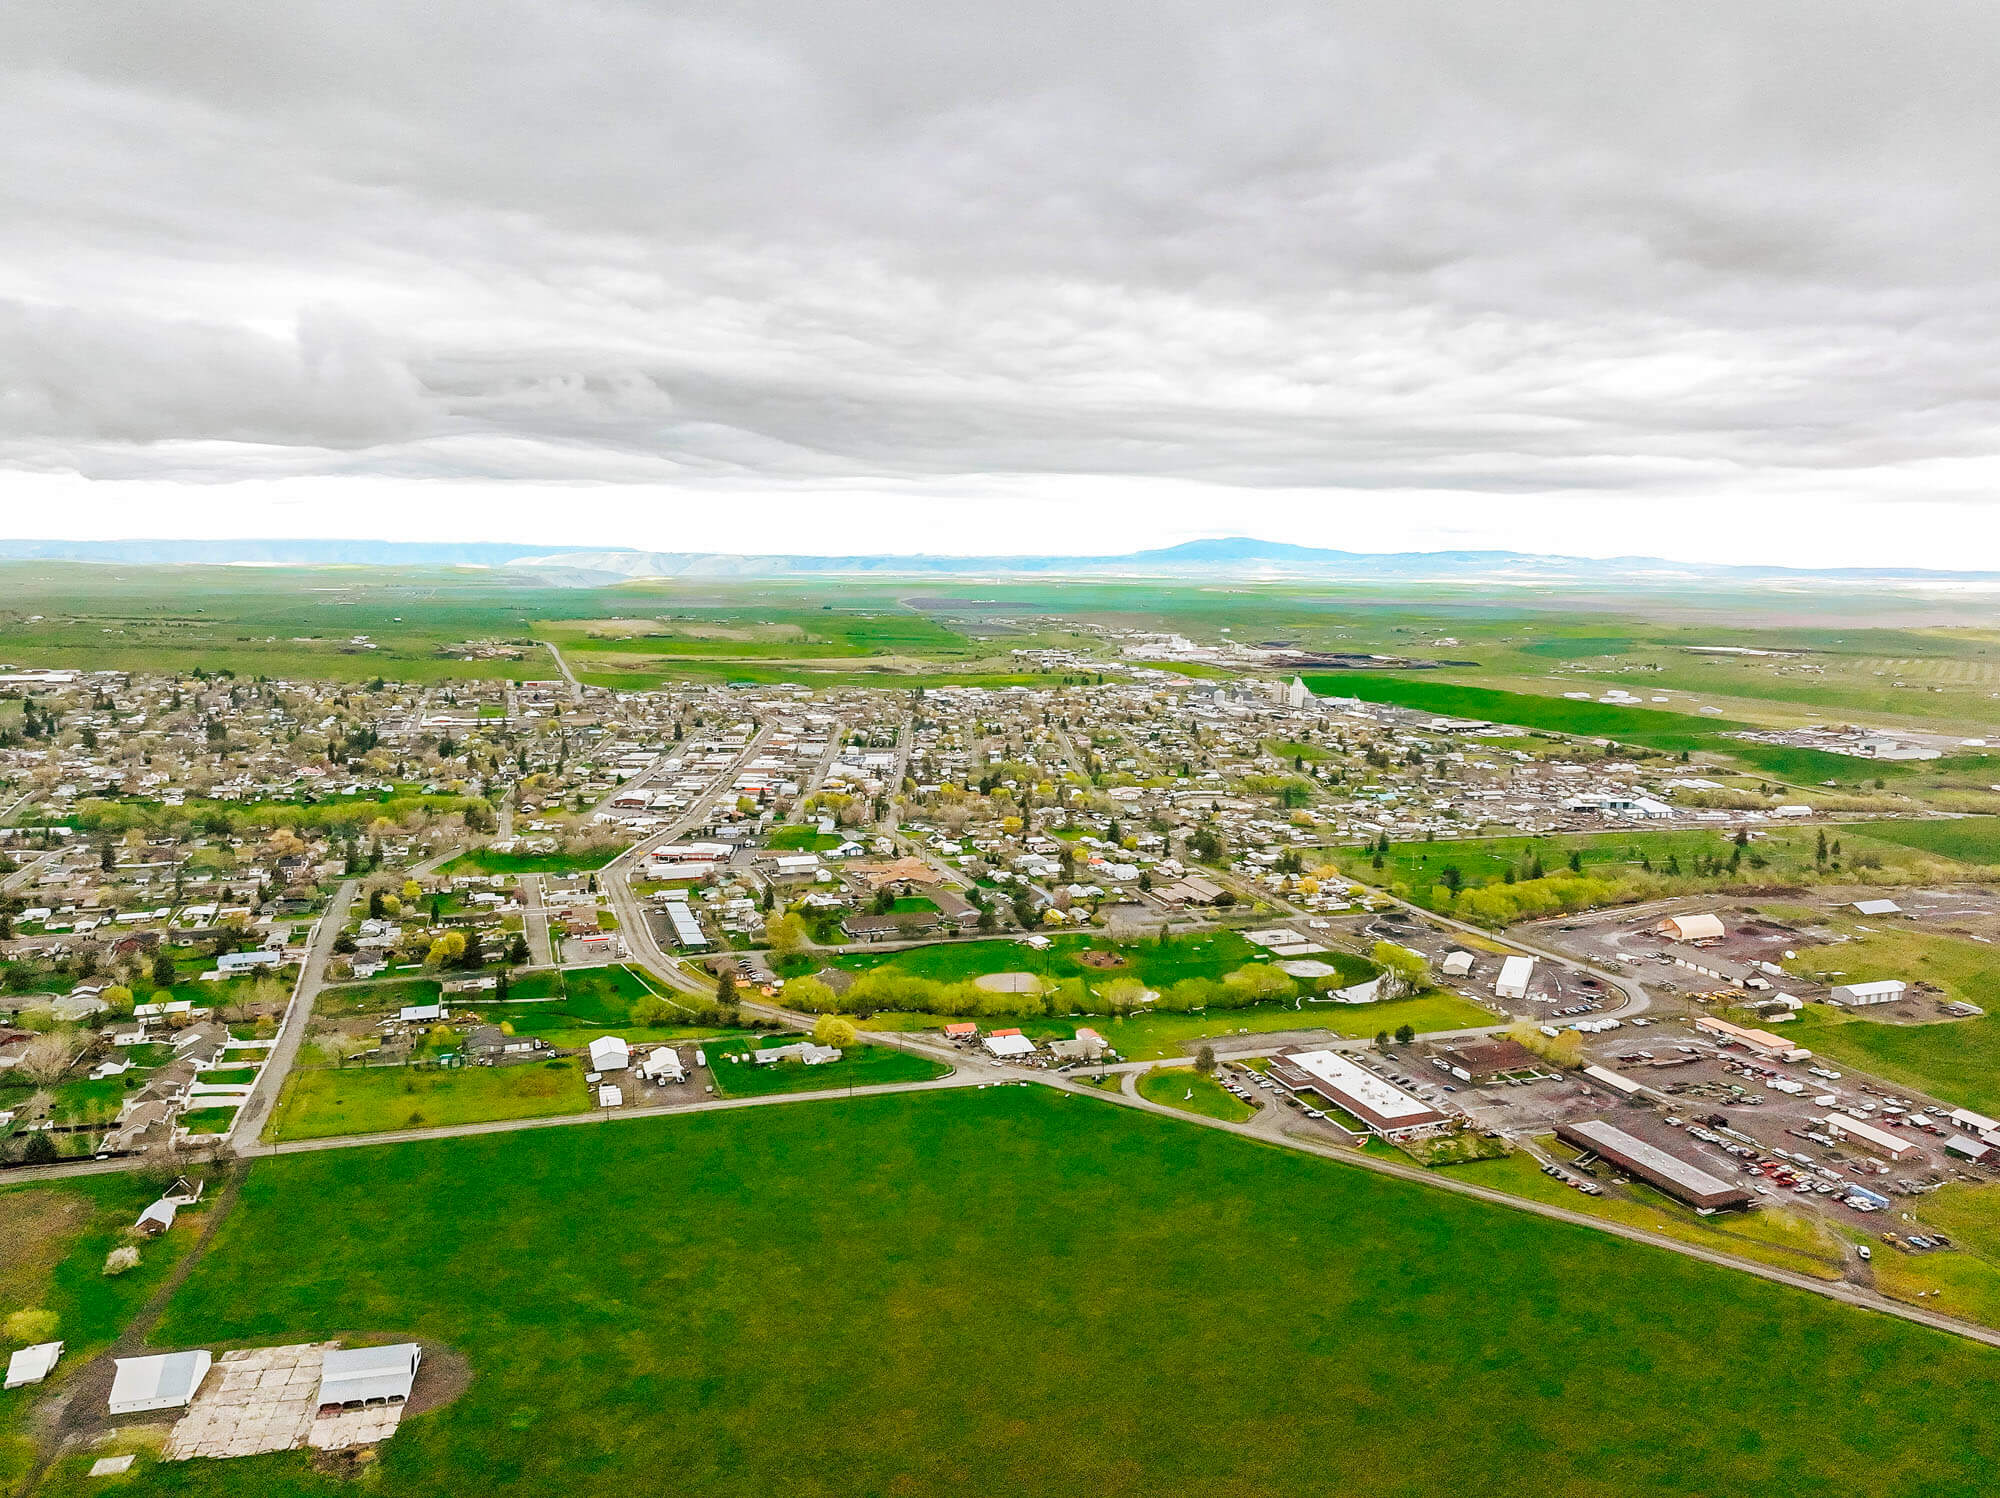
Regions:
[[4, 1, 1999, 565]]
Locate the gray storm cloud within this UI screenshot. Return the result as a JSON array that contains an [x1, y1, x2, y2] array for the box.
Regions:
[[2, 1, 1999, 534]]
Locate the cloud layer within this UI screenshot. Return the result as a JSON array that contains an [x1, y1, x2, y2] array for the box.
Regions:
[[4, 2, 1999, 560]]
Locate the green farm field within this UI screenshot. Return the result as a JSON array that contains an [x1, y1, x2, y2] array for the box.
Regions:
[[37, 1089, 2000, 1498]]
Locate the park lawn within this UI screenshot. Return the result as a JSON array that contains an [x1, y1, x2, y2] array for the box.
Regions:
[[43, 1088, 2000, 1498], [0, 1174, 210, 1489], [442, 845, 628, 877], [766, 826, 841, 852], [266, 1060, 590, 1141], [708, 1042, 949, 1098], [1135, 1066, 1254, 1122]]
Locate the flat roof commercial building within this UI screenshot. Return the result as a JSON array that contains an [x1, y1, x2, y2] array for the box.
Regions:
[[1555, 1119, 1751, 1211], [1267, 1049, 1447, 1138]]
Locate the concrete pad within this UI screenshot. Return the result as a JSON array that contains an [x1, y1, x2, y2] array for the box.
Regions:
[[88, 1455, 136, 1476]]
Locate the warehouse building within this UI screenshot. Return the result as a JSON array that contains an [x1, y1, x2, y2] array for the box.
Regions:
[[1830, 979, 1907, 1007], [1694, 1015, 1811, 1063], [1267, 1049, 1448, 1139], [1821, 1112, 1919, 1162], [1555, 1119, 1751, 1212], [1494, 955, 1536, 1000]]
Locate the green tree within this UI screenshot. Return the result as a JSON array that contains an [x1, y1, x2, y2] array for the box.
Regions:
[[1195, 1043, 1216, 1077], [812, 1013, 858, 1048], [1394, 1023, 1415, 1045]]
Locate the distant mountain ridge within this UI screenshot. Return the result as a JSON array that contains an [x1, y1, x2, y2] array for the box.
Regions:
[[0, 535, 1996, 585]]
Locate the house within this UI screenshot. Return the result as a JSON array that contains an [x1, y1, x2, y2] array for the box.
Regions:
[[109, 1351, 212, 1415], [941, 1022, 979, 1041], [754, 1041, 841, 1066], [639, 1046, 686, 1083], [317, 1344, 421, 1411], [587, 1036, 630, 1073], [134, 1199, 178, 1236], [216, 949, 283, 974], [5, 1342, 62, 1390]]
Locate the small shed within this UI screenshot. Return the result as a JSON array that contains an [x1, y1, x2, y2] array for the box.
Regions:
[[109, 1351, 212, 1415], [5, 1341, 62, 1390], [1441, 951, 1475, 978], [587, 1036, 630, 1072], [317, 1344, 421, 1410], [134, 1199, 178, 1236]]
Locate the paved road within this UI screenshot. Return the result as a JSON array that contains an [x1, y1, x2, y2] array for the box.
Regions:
[[520, 873, 556, 967], [538, 639, 586, 704], [228, 879, 357, 1147], [601, 723, 780, 994]]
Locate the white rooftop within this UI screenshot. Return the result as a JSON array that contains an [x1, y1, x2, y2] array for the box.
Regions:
[[1285, 1049, 1432, 1121]]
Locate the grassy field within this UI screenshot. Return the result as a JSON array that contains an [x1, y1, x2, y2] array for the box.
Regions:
[[266, 1059, 589, 1140], [1851, 815, 2000, 866], [37, 1088, 2000, 1497], [1303, 672, 1727, 750], [1328, 822, 1961, 914], [862, 991, 1495, 1058], [765, 826, 842, 852], [1451, 1147, 1850, 1281], [707, 1041, 949, 1098], [1134, 1066, 1254, 1121], [832, 929, 1350, 989], [440, 845, 627, 877], [0, 1174, 211, 1489], [1771, 1012, 2000, 1118]]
